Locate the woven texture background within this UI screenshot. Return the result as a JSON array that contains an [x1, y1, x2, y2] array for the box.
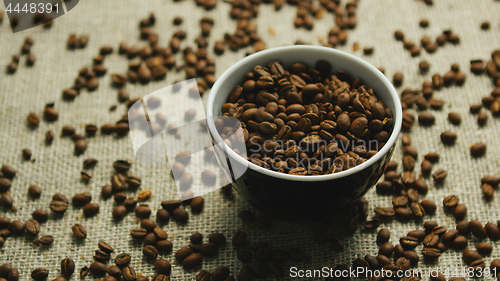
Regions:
[[0, 0, 500, 280]]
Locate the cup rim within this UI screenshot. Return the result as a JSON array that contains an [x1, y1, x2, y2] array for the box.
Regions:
[[206, 45, 402, 182]]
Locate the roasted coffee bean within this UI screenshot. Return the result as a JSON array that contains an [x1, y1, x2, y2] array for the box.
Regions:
[[74, 139, 88, 155], [28, 185, 42, 198], [172, 207, 189, 223], [232, 230, 247, 247], [422, 247, 440, 260], [113, 253, 131, 268], [34, 235, 54, 245], [470, 142, 486, 157], [432, 169, 447, 182], [183, 253, 202, 269], [61, 258, 75, 277], [200, 242, 218, 257], [22, 148, 32, 160], [377, 228, 390, 244], [89, 261, 106, 276], [485, 222, 500, 240], [50, 200, 68, 213], [32, 209, 48, 223], [453, 204, 467, 221], [463, 249, 482, 264], [27, 112, 40, 126], [469, 219, 486, 239], [107, 266, 121, 278], [176, 247, 193, 262], [393, 72, 403, 86], [447, 112, 461, 125], [477, 242, 492, 256], [25, 219, 40, 235], [72, 192, 92, 207], [400, 236, 419, 250], [420, 200, 436, 215], [113, 160, 131, 173], [122, 266, 136, 281], [135, 205, 151, 218], [443, 195, 459, 209], [31, 268, 49, 280], [378, 242, 394, 256], [191, 196, 204, 212], [156, 209, 170, 224], [113, 205, 127, 220], [155, 258, 171, 275], [83, 203, 99, 217], [440, 131, 457, 145], [72, 224, 87, 239], [374, 207, 395, 218], [208, 232, 226, 245]]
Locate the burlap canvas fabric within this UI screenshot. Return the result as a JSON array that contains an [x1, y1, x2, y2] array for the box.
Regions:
[[0, 0, 500, 280]]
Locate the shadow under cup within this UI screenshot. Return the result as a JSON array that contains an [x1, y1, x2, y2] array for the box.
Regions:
[[207, 46, 402, 222]]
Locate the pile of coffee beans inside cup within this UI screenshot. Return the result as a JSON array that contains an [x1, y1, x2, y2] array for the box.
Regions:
[[220, 60, 394, 175]]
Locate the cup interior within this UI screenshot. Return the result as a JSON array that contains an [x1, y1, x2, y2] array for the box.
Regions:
[[206, 45, 402, 182]]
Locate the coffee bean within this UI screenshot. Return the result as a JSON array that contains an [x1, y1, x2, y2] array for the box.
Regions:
[[208, 232, 226, 246], [50, 200, 68, 213], [376, 228, 390, 244], [135, 205, 151, 218], [25, 219, 40, 235], [83, 203, 99, 217], [113, 205, 127, 220], [463, 249, 482, 265], [418, 112, 435, 126], [443, 195, 459, 209], [61, 258, 75, 277], [183, 253, 202, 269], [114, 253, 131, 267], [32, 209, 48, 223], [140, 218, 156, 232], [407, 230, 427, 242], [27, 185, 41, 198], [106, 266, 121, 278], [31, 268, 49, 280], [113, 160, 131, 173], [453, 204, 467, 221], [440, 131, 457, 144], [452, 235, 468, 250], [201, 242, 218, 257], [156, 209, 170, 224], [400, 236, 419, 250], [22, 148, 32, 161], [122, 266, 136, 281], [421, 160, 432, 174], [75, 139, 88, 155], [155, 258, 171, 275], [470, 142, 486, 157], [72, 192, 92, 207], [420, 199, 436, 214], [448, 112, 461, 125], [422, 247, 440, 260], [187, 196, 204, 213], [374, 207, 395, 218], [71, 224, 87, 239], [378, 242, 394, 256], [172, 207, 189, 223], [469, 219, 486, 239], [477, 242, 492, 256], [89, 261, 106, 276], [34, 235, 54, 245], [485, 222, 500, 240], [175, 247, 193, 262], [432, 169, 447, 182], [156, 240, 173, 253]]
